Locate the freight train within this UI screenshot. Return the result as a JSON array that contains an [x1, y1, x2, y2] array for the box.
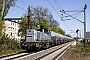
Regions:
[[20, 29, 73, 51]]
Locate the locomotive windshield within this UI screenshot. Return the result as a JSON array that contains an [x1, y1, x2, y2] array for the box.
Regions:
[[37, 28, 50, 34]]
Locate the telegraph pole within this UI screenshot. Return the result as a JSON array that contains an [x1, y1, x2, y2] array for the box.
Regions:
[[83, 4, 87, 47], [27, 6, 32, 29]]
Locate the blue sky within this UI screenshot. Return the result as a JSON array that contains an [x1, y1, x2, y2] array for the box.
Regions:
[[5, 0, 90, 37]]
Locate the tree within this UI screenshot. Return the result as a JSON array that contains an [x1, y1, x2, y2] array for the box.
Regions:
[[50, 19, 59, 28], [0, 0, 4, 37], [52, 27, 65, 35], [2, 0, 17, 18], [0, 20, 5, 37], [18, 15, 28, 36], [40, 19, 49, 29], [0, 0, 17, 37], [32, 6, 48, 27]]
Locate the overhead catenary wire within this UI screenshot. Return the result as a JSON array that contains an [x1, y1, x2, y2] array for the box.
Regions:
[[47, 0, 61, 17], [4, 0, 29, 18], [71, 11, 82, 16], [47, 0, 62, 26], [55, 0, 83, 18], [63, 11, 82, 21], [64, 5, 84, 12], [55, 0, 63, 9], [20, 0, 31, 7], [5, 4, 28, 21], [54, 0, 85, 37], [5, 6, 27, 20], [74, 11, 82, 18], [15, 5, 27, 12], [60, 5, 84, 22], [54, 0, 71, 31], [46, 0, 71, 32], [60, 10, 84, 23], [54, 0, 60, 12], [7, 11, 21, 17], [21, 0, 29, 6]]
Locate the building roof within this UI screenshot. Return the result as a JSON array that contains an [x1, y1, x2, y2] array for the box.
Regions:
[[4, 18, 22, 20], [4, 18, 22, 23]]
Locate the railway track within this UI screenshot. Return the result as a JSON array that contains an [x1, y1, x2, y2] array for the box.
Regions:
[[0, 50, 34, 60], [0, 50, 25, 59], [37, 41, 74, 60], [0, 41, 75, 60]]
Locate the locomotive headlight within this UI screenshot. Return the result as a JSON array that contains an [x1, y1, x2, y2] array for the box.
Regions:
[[21, 41, 22, 42]]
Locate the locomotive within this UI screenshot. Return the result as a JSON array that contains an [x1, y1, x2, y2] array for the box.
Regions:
[[20, 28, 73, 51]]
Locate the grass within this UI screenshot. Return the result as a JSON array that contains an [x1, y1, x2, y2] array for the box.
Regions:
[[61, 42, 90, 60], [0, 49, 23, 56], [74, 43, 90, 60]]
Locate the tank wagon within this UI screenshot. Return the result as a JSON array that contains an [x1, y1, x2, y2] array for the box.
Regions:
[[20, 29, 73, 51]]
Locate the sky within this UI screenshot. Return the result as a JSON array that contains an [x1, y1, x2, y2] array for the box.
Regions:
[[5, 0, 90, 37]]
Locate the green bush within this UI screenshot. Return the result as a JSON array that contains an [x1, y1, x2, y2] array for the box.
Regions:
[[0, 35, 20, 52]]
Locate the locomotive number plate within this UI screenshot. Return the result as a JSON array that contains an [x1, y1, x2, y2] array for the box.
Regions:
[[36, 44, 39, 47]]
